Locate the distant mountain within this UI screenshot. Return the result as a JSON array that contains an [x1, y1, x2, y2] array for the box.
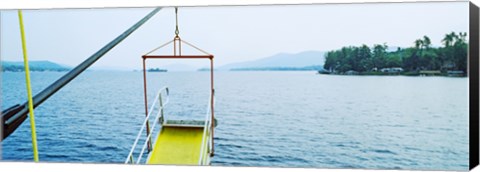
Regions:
[[218, 51, 325, 71], [1, 60, 70, 72], [231, 65, 324, 71]]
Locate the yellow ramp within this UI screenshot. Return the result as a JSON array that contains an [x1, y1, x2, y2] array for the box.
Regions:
[[147, 125, 204, 165]]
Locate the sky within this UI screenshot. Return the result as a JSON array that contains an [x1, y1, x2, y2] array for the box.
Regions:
[[1, 2, 469, 70]]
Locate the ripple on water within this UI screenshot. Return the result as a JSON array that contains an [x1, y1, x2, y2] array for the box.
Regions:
[[1, 72, 469, 170]]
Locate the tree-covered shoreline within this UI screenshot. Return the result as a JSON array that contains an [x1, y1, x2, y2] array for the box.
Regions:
[[322, 32, 468, 76], [1, 60, 70, 72]]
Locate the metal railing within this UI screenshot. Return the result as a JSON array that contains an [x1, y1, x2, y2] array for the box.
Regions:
[[125, 86, 214, 165], [125, 86, 169, 164], [198, 91, 215, 165]]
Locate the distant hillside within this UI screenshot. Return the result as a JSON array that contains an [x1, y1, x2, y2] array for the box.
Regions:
[[218, 51, 325, 71], [1, 60, 70, 72], [231, 65, 324, 71]]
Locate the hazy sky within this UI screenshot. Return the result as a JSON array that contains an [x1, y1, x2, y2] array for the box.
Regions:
[[1, 2, 468, 70]]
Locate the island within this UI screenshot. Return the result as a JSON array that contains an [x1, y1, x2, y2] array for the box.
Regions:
[[147, 68, 168, 72], [321, 32, 467, 77], [1, 60, 70, 72]]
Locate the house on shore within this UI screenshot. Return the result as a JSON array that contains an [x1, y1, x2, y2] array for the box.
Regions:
[[419, 70, 441, 76], [345, 70, 359, 75], [380, 67, 403, 74], [447, 70, 465, 77]]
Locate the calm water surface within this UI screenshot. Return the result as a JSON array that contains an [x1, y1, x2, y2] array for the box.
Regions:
[[1, 71, 469, 170]]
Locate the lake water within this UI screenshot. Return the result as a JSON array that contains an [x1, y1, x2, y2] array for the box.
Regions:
[[1, 71, 469, 170]]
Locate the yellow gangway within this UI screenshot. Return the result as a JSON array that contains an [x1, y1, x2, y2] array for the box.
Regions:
[[125, 87, 214, 165], [147, 125, 205, 164]]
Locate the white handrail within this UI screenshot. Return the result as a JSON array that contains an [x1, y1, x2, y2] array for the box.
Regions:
[[125, 86, 214, 165], [209, 95, 216, 154], [198, 91, 214, 165], [136, 107, 163, 163], [125, 86, 169, 164]]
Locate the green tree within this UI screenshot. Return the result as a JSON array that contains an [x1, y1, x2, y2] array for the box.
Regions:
[[372, 44, 388, 69], [442, 32, 457, 47], [414, 39, 423, 49], [423, 36, 431, 49], [324, 50, 338, 72], [453, 32, 468, 72], [322, 32, 468, 75]]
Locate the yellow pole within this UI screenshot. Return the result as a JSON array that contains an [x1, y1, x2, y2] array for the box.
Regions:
[[18, 9, 39, 162]]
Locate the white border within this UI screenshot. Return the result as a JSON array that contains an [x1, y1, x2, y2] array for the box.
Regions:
[[1, 161, 466, 172], [0, 0, 477, 172], [0, 0, 466, 10]]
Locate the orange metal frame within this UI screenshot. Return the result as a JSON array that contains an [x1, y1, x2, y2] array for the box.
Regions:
[[141, 36, 215, 154]]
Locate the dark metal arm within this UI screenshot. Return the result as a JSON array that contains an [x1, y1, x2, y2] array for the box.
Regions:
[[1, 7, 162, 140]]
